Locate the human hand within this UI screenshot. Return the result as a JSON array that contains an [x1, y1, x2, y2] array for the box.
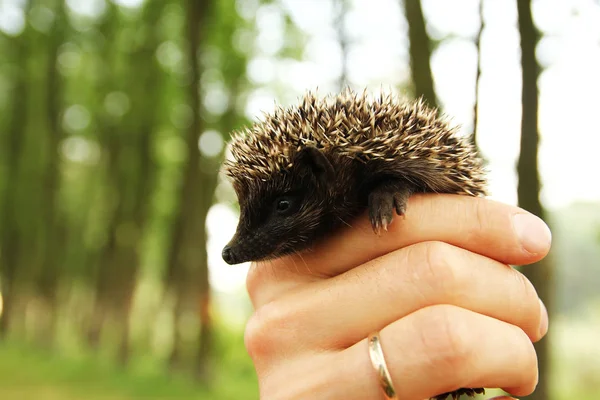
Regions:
[[244, 194, 551, 400]]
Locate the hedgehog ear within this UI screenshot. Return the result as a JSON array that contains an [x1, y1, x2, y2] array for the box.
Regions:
[[293, 145, 334, 185]]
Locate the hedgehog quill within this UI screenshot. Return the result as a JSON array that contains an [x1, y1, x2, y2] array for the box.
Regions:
[[221, 89, 488, 400]]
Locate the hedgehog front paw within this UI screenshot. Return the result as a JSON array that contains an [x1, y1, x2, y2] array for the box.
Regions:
[[369, 191, 395, 234], [430, 387, 486, 400], [367, 184, 411, 235]]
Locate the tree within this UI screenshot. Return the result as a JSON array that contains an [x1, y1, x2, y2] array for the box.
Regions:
[[472, 0, 484, 151], [165, 0, 215, 379], [35, 0, 68, 347], [0, 3, 31, 338], [86, 1, 164, 365], [403, 0, 437, 108], [516, 1, 554, 399], [335, 0, 350, 90]]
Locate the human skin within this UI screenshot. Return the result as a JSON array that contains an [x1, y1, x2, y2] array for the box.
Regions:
[[243, 194, 551, 400]]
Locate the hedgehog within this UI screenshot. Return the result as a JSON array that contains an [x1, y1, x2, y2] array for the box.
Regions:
[[221, 88, 487, 264], [221, 88, 488, 400]]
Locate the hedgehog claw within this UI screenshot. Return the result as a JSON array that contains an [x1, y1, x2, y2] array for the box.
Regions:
[[394, 194, 408, 217], [369, 192, 394, 234], [370, 216, 379, 235], [368, 182, 412, 234]]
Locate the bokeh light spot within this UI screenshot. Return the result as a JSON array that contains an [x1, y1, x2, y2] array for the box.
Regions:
[[156, 41, 183, 71], [29, 5, 55, 33], [58, 43, 82, 75], [60, 136, 101, 165], [104, 91, 131, 118], [0, 3, 25, 36], [199, 130, 224, 158], [63, 104, 91, 132], [66, 0, 106, 18]]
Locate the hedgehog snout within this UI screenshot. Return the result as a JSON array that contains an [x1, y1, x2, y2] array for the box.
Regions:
[[222, 245, 236, 265], [222, 230, 261, 265]]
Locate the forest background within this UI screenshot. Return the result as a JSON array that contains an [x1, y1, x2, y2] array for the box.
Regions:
[[0, 0, 599, 399]]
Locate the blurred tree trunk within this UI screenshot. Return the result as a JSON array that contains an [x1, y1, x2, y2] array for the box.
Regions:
[[192, 162, 218, 381], [85, 2, 121, 351], [86, 2, 162, 365], [403, 0, 437, 108], [36, 0, 68, 347], [516, 1, 553, 400], [472, 0, 484, 152], [113, 2, 163, 365], [0, 25, 30, 339], [336, 0, 349, 90], [166, 0, 215, 380]]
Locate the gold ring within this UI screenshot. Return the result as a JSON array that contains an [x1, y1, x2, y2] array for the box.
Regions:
[[368, 331, 398, 400]]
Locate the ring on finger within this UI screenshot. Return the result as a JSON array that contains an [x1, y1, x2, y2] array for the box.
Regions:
[[368, 331, 398, 400]]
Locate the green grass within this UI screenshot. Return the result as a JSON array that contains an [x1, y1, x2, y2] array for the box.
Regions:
[[2, 313, 599, 400], [0, 339, 259, 400]]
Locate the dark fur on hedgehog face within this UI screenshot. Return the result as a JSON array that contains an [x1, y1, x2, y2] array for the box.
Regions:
[[222, 146, 336, 265]]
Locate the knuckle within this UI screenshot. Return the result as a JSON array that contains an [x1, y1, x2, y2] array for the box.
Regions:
[[411, 241, 463, 295], [244, 311, 267, 360], [423, 241, 456, 279], [244, 302, 290, 360], [415, 305, 473, 373]]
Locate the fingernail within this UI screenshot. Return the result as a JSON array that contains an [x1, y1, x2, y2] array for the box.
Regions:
[[513, 213, 552, 254], [539, 298, 548, 337]]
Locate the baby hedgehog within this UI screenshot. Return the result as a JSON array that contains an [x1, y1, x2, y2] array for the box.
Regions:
[[222, 89, 487, 264], [222, 89, 488, 400]]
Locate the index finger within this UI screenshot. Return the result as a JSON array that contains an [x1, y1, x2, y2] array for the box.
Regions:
[[259, 194, 552, 278]]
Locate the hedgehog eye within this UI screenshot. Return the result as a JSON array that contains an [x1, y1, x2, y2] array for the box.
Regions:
[[277, 199, 290, 211], [274, 195, 297, 215]]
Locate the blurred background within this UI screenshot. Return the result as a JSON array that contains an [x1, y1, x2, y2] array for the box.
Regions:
[[0, 0, 598, 399]]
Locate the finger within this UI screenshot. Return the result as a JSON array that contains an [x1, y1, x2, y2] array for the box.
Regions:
[[487, 396, 520, 400], [336, 305, 538, 400], [269, 194, 552, 278], [247, 194, 552, 308], [271, 241, 546, 352]]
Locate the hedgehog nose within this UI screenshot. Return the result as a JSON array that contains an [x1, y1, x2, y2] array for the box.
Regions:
[[222, 245, 236, 265]]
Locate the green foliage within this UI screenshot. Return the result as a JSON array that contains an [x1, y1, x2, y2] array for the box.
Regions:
[[0, 0, 265, 386], [548, 203, 600, 316], [0, 325, 259, 399]]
